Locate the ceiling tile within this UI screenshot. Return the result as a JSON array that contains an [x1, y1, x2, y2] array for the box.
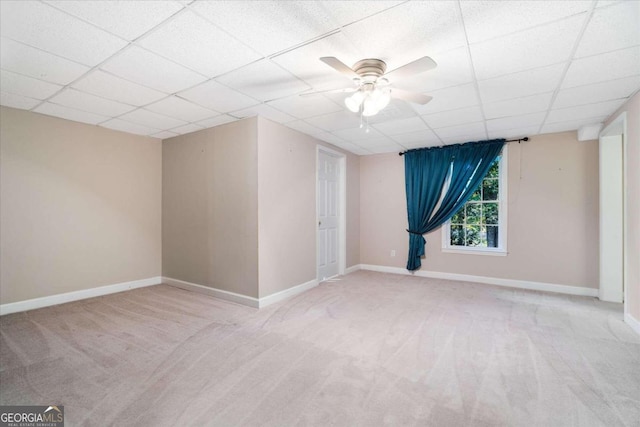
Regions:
[[138, 10, 261, 78], [540, 116, 608, 134], [486, 112, 546, 133], [357, 136, 401, 148], [553, 76, 640, 109], [101, 46, 208, 93], [349, 148, 374, 156], [231, 104, 295, 124], [561, 46, 640, 89], [391, 129, 441, 146], [412, 83, 479, 115], [0, 1, 127, 66], [483, 92, 553, 119], [366, 144, 405, 154], [72, 70, 167, 106], [0, 91, 40, 110], [306, 110, 362, 131], [0, 37, 90, 85], [44, 0, 183, 41], [271, 32, 360, 92], [341, 1, 466, 63], [1, 69, 62, 100], [311, 131, 350, 147], [364, 100, 419, 124], [401, 140, 442, 150], [460, 0, 591, 43], [478, 63, 566, 103], [152, 130, 179, 139], [488, 125, 539, 139], [319, 2, 403, 27], [422, 106, 484, 129], [34, 102, 109, 125], [440, 132, 489, 145], [372, 117, 428, 136], [197, 114, 238, 128], [191, 1, 339, 56], [396, 47, 474, 93], [179, 80, 259, 113], [471, 15, 585, 80], [597, 1, 624, 7], [49, 88, 136, 116], [333, 127, 384, 141], [327, 140, 371, 155], [100, 118, 160, 136], [145, 96, 218, 122], [268, 94, 342, 119], [169, 123, 204, 135], [434, 122, 486, 139], [575, 1, 640, 58], [284, 120, 324, 135], [118, 109, 187, 130], [216, 59, 310, 102], [546, 99, 626, 123]]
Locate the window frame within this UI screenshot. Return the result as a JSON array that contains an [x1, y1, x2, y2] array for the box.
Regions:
[[441, 145, 508, 256]]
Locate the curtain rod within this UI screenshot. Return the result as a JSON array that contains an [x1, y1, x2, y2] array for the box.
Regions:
[[398, 137, 529, 156]]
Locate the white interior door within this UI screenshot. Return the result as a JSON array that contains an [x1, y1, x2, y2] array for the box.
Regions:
[[318, 151, 339, 281], [599, 134, 624, 303]]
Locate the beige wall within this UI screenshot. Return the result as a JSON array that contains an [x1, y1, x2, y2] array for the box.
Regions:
[[360, 131, 599, 289], [257, 117, 360, 297], [162, 118, 259, 298], [605, 91, 640, 322], [0, 107, 162, 304], [257, 118, 316, 297], [345, 152, 360, 269], [163, 116, 359, 300]]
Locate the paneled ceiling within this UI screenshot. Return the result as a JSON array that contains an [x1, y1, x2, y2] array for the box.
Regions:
[[1, 0, 638, 155]]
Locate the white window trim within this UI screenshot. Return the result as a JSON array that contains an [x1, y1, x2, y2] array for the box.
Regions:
[[441, 145, 508, 256]]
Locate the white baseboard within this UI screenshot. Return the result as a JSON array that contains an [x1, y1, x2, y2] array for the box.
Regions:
[[355, 264, 599, 297], [259, 279, 318, 308], [344, 265, 361, 275], [624, 312, 640, 336], [162, 277, 319, 308], [162, 277, 259, 308], [0, 276, 162, 316]]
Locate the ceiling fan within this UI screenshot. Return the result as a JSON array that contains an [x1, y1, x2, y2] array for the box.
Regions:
[[313, 56, 437, 116]]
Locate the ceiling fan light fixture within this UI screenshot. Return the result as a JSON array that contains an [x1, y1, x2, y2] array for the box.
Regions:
[[345, 90, 364, 113], [359, 87, 389, 117], [372, 87, 391, 111], [362, 96, 379, 117]]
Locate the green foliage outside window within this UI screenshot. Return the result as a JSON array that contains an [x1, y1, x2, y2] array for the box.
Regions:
[[449, 157, 500, 248]]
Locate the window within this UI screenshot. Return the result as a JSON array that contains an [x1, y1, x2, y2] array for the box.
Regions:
[[442, 147, 507, 255]]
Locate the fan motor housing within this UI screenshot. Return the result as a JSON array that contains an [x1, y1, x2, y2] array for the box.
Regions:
[[353, 59, 387, 81]]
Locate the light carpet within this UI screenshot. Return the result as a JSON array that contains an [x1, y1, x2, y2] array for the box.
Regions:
[[1, 270, 639, 426]]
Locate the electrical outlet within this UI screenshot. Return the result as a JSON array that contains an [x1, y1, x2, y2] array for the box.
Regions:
[[390, 250, 396, 257]]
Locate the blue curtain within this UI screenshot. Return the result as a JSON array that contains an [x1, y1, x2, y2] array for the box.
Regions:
[[404, 139, 505, 271]]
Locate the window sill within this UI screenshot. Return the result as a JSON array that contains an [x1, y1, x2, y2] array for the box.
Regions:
[[442, 247, 507, 256]]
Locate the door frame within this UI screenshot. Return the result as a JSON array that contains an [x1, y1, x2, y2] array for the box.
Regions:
[[599, 112, 628, 312], [316, 145, 346, 281]]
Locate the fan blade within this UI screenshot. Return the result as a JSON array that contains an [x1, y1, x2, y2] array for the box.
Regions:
[[390, 88, 433, 105], [320, 57, 360, 79], [299, 87, 357, 97], [385, 56, 437, 79]]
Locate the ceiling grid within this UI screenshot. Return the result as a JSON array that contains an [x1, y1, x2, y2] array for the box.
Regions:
[[0, 0, 637, 154]]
